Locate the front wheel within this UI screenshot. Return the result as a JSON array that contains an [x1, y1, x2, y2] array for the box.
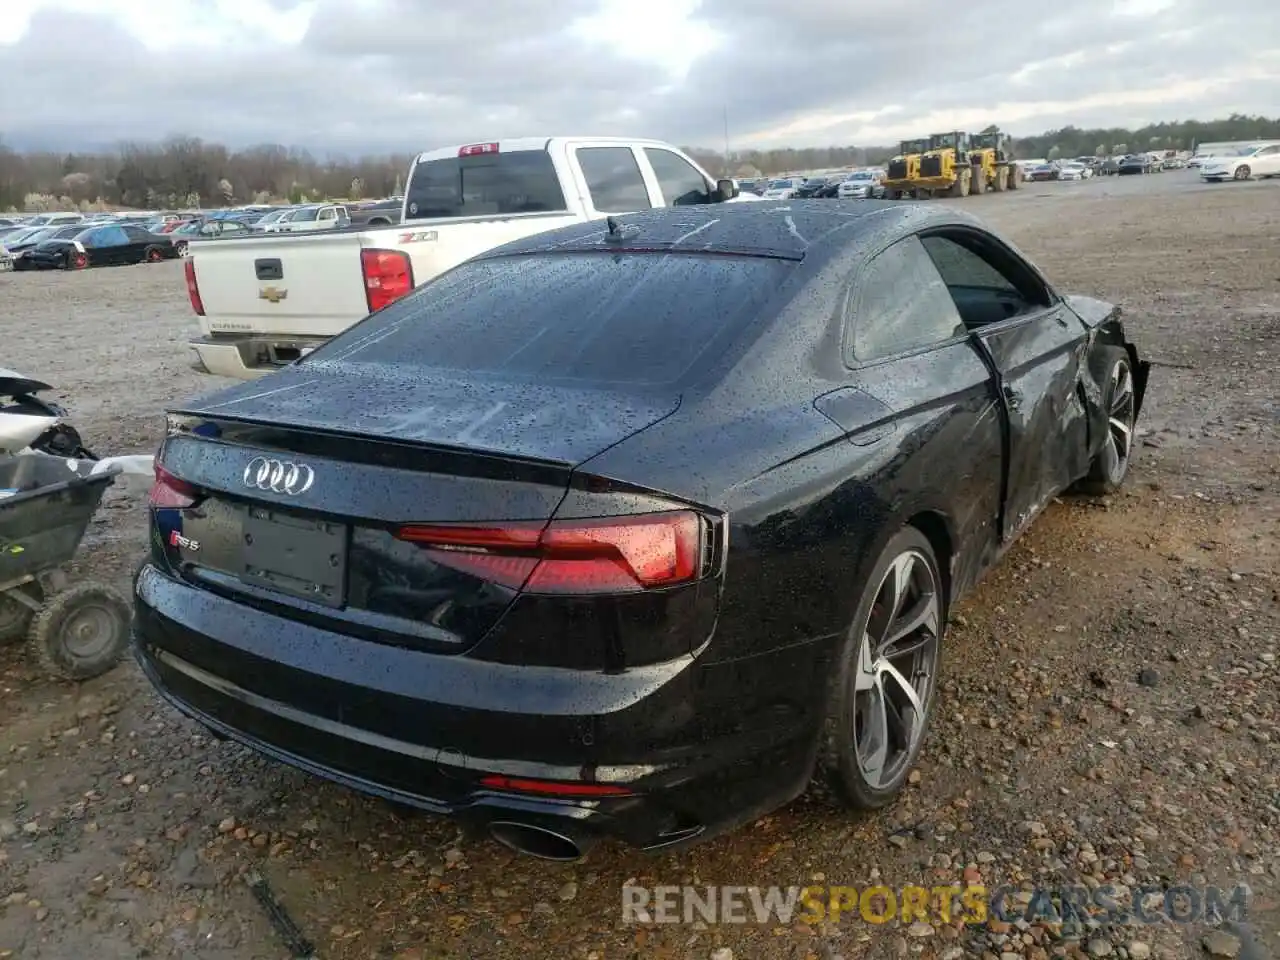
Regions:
[[1234, 165, 1251, 180], [175, 242, 188, 257], [1076, 350, 1137, 495], [820, 527, 944, 809]]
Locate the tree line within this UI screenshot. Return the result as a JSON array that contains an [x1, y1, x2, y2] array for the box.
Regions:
[[2, 114, 1277, 212]]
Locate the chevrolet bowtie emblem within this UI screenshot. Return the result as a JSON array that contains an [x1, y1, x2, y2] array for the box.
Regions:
[[259, 286, 288, 303]]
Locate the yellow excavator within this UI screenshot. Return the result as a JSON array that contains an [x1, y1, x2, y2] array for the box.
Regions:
[[881, 138, 929, 199]]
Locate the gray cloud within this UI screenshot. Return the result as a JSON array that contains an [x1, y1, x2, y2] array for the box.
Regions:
[[1, 0, 1276, 154]]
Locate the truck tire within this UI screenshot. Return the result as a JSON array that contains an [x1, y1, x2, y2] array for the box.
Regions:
[[971, 165, 985, 194], [991, 166, 1006, 192], [1007, 166, 1019, 190]]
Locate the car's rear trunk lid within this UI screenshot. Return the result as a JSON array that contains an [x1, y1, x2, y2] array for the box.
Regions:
[[155, 363, 680, 651]]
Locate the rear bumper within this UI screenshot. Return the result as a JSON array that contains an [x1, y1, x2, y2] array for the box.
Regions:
[[188, 335, 331, 380], [132, 565, 822, 851]]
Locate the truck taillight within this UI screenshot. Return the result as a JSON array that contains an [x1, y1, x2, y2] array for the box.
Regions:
[[360, 248, 415, 313], [458, 142, 499, 157], [395, 511, 704, 595], [184, 259, 205, 316]]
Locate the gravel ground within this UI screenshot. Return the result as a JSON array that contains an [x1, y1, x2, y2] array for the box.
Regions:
[[0, 171, 1276, 960]]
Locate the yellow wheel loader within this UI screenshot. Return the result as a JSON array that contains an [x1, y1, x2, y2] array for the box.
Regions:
[[881, 138, 929, 199], [967, 129, 1020, 192], [915, 131, 974, 198]]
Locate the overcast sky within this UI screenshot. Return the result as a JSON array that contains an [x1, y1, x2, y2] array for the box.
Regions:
[[2, 0, 1277, 155]]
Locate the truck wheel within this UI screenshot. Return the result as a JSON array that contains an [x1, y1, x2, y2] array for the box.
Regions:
[[970, 166, 985, 194], [30, 583, 132, 681], [1007, 166, 1019, 190]]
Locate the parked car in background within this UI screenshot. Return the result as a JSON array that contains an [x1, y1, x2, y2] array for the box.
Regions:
[[347, 199, 403, 227], [23, 213, 84, 228], [1028, 162, 1060, 181], [762, 177, 804, 199], [260, 203, 351, 233], [250, 208, 296, 231], [6, 224, 90, 266], [17, 223, 179, 270], [837, 170, 886, 199], [184, 136, 751, 379], [1057, 162, 1092, 181], [170, 219, 255, 256], [795, 177, 830, 199], [1117, 155, 1152, 175], [1199, 143, 1280, 182], [136, 201, 1149, 861], [1162, 157, 1186, 170]]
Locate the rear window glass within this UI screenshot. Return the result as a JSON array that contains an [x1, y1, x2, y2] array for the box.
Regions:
[[307, 253, 791, 387], [404, 150, 567, 219]]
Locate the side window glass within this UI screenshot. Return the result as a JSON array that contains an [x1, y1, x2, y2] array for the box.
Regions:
[[920, 235, 1050, 328], [847, 237, 965, 363], [98, 226, 128, 245], [576, 147, 652, 212], [644, 148, 712, 206]]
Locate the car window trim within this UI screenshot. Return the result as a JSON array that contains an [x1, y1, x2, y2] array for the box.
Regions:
[[838, 234, 974, 371]]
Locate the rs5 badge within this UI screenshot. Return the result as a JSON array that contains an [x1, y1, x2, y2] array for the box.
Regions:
[[169, 530, 200, 551]]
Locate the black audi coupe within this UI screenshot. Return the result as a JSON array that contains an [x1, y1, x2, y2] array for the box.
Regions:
[[135, 202, 1149, 861]]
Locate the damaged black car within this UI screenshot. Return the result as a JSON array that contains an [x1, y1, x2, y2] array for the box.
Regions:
[[133, 201, 1149, 861]]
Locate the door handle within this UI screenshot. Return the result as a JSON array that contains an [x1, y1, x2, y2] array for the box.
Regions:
[[1002, 384, 1021, 410]]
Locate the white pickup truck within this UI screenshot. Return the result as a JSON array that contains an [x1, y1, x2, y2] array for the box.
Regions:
[[185, 137, 754, 379]]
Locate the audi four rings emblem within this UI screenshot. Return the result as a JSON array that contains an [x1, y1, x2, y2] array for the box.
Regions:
[[242, 457, 315, 495]]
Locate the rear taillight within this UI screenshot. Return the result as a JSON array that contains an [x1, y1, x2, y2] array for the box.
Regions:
[[148, 465, 197, 508], [396, 511, 704, 594], [360, 248, 414, 313], [184, 259, 204, 316]]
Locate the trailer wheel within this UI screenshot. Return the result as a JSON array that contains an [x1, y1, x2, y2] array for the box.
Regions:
[[30, 583, 132, 681]]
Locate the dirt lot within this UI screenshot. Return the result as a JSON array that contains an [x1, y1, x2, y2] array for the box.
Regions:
[[0, 172, 1276, 960]]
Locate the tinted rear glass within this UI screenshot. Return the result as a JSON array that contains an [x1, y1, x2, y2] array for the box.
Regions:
[[307, 253, 791, 387], [404, 150, 567, 219]]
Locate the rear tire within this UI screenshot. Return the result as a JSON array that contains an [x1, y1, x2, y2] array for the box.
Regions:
[[144, 246, 164, 263], [30, 583, 132, 681], [819, 527, 944, 810], [67, 251, 88, 270], [1075, 349, 1137, 496]]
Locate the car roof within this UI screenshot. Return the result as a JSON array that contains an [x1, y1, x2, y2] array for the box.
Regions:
[[472, 200, 985, 263]]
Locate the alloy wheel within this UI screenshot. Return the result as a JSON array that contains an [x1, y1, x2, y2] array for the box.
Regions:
[[1107, 361, 1135, 474], [853, 550, 941, 789]]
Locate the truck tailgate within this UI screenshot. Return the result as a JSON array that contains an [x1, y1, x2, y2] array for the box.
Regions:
[[190, 233, 374, 338]]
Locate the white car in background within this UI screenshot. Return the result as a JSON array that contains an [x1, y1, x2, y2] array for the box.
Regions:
[[837, 170, 885, 199], [1199, 143, 1280, 182], [761, 177, 804, 199], [1057, 162, 1093, 181]]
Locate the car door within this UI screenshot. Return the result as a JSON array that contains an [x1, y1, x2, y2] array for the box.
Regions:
[[839, 235, 1005, 587], [1252, 145, 1280, 175], [568, 144, 657, 216], [119, 224, 152, 262], [920, 230, 1090, 542]]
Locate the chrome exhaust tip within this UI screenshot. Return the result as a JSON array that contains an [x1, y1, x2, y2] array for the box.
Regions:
[[488, 820, 592, 862]]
